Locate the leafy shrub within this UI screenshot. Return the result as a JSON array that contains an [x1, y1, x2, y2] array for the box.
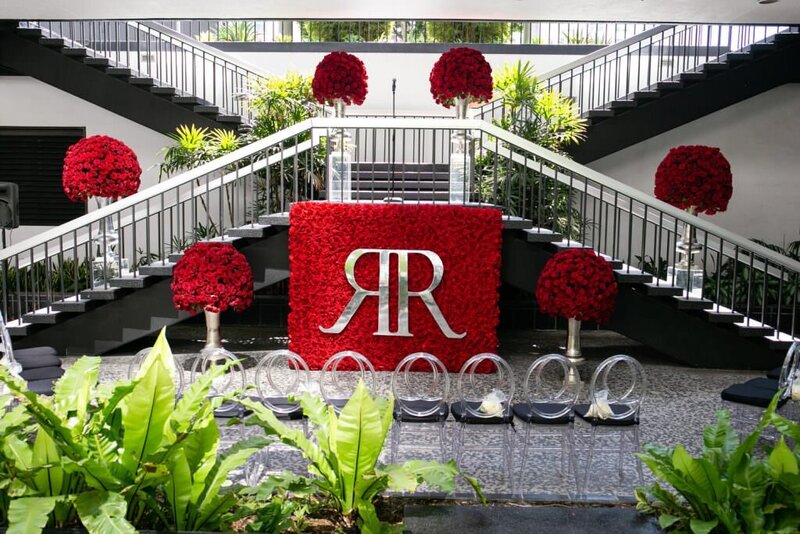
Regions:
[[238, 380, 484, 533], [159, 124, 242, 180], [636, 392, 800, 533], [424, 21, 511, 43], [301, 21, 392, 42], [0, 329, 265, 532], [199, 21, 256, 42]]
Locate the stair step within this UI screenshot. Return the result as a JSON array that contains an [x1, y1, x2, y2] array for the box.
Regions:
[[129, 77, 155, 87], [586, 109, 616, 119], [80, 287, 126, 300], [524, 228, 563, 243], [704, 310, 745, 324], [614, 268, 652, 284], [765, 334, 799, 351], [227, 224, 271, 238], [51, 297, 97, 313], [749, 43, 778, 54], [679, 72, 706, 83], [194, 105, 220, 114], [16, 28, 43, 38], [735, 322, 774, 337], [702, 62, 729, 72], [673, 297, 714, 310], [216, 114, 243, 124], [109, 275, 155, 289], [773, 32, 800, 44], [138, 261, 176, 276], [259, 212, 290, 226], [62, 47, 88, 58], [39, 37, 65, 48], [173, 95, 209, 106], [632, 90, 660, 101], [724, 52, 753, 63], [641, 282, 685, 297], [6, 319, 34, 336], [610, 99, 637, 110], [83, 57, 110, 68], [168, 253, 185, 263], [546, 240, 592, 253], [597, 254, 623, 270], [352, 180, 450, 191], [107, 67, 132, 77], [656, 81, 683, 91], [151, 86, 177, 96], [22, 310, 64, 325]]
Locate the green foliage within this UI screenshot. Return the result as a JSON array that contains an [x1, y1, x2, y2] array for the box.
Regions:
[[159, 124, 242, 180], [561, 30, 610, 45], [247, 71, 317, 140], [423, 21, 511, 43], [0, 329, 263, 532], [239, 380, 484, 533], [301, 21, 392, 42], [200, 21, 256, 42], [636, 392, 800, 533]]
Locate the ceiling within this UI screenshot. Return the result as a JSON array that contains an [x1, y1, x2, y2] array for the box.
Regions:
[[1, 0, 799, 23]]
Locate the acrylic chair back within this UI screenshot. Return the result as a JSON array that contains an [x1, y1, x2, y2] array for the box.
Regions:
[[128, 346, 185, 395], [778, 342, 799, 398], [457, 353, 515, 420], [320, 350, 377, 409], [392, 352, 449, 419], [587, 354, 647, 421], [523, 354, 581, 421], [254, 350, 310, 416]]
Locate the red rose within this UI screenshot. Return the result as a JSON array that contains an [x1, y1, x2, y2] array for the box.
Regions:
[[654, 145, 732, 215], [62, 135, 141, 202], [535, 248, 618, 323], [312, 51, 368, 106], [429, 47, 493, 108], [171, 242, 254, 314]]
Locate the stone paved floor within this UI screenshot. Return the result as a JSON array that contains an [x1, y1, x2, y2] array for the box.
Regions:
[[66, 325, 796, 503]]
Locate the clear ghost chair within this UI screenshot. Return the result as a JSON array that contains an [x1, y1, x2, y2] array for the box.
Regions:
[[190, 346, 247, 418], [127, 346, 185, 396], [319, 351, 377, 412], [721, 341, 799, 432], [512, 354, 581, 498], [247, 350, 311, 483], [574, 354, 647, 498], [451, 353, 516, 487], [390, 352, 450, 463]]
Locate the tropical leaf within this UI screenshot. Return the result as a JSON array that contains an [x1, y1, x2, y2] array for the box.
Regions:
[[31, 429, 63, 496], [689, 518, 718, 534], [53, 356, 100, 423], [74, 491, 136, 534], [165, 449, 192, 531], [7, 496, 61, 534], [768, 437, 799, 476]]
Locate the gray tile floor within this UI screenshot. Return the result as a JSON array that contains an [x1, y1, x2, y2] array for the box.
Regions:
[[67, 326, 795, 503]]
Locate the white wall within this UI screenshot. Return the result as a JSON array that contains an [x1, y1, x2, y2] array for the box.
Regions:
[[589, 84, 800, 246], [229, 51, 584, 116], [0, 76, 171, 243]]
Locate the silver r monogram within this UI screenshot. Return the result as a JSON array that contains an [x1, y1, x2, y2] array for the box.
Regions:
[[320, 248, 466, 339]]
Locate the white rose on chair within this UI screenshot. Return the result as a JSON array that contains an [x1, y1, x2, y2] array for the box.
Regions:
[[586, 389, 614, 419], [479, 389, 507, 416]]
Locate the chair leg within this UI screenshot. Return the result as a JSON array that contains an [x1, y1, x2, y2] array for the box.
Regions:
[[568, 423, 579, 500], [390, 420, 401, 464], [582, 425, 598, 499], [617, 430, 626, 481], [453, 423, 465, 467], [633, 425, 644, 487], [517, 424, 532, 497], [503, 425, 514, 490], [438, 421, 448, 464]]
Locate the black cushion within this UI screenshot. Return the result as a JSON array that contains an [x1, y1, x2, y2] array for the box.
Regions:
[[20, 366, 64, 381], [26, 378, 56, 396], [512, 402, 573, 424], [574, 403, 639, 426], [394, 399, 449, 423], [721, 378, 787, 408], [766, 367, 782, 380], [15, 352, 61, 370], [260, 396, 305, 420], [450, 401, 514, 425]]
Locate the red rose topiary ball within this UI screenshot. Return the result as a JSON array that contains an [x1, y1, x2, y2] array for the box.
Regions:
[[312, 51, 369, 106], [171, 242, 254, 314], [429, 47, 493, 108], [62, 135, 141, 202], [535, 248, 618, 323], [654, 145, 733, 215]]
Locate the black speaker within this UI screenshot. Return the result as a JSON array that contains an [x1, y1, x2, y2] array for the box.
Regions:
[[0, 182, 20, 229]]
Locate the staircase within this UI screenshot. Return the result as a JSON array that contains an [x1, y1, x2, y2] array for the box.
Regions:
[[1, 117, 797, 369], [350, 163, 450, 202], [0, 20, 268, 134], [477, 24, 800, 163]]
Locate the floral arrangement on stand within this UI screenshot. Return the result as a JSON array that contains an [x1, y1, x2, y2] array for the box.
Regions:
[[62, 135, 141, 202], [312, 50, 368, 111], [654, 145, 733, 215], [429, 47, 493, 112], [535, 248, 618, 365], [655, 145, 732, 294], [172, 242, 253, 363]]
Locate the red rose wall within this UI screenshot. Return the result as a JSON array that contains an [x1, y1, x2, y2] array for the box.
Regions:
[[288, 202, 502, 371]]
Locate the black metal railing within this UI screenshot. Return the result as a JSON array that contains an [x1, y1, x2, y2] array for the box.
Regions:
[[2, 118, 798, 344]]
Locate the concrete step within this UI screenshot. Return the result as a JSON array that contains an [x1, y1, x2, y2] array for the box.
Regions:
[[151, 86, 177, 96], [673, 297, 715, 311], [724, 52, 753, 62], [227, 224, 272, 238], [524, 228, 563, 243], [194, 105, 220, 114], [704, 309, 745, 324], [632, 90, 660, 101], [51, 297, 99, 313], [39, 37, 65, 48], [107, 67, 132, 77], [734, 321, 774, 337], [614, 268, 652, 284], [16, 27, 43, 38], [546, 240, 592, 253], [138, 261, 176, 276], [80, 286, 126, 300], [748, 42, 778, 54], [109, 275, 155, 289], [656, 80, 683, 91], [702, 62, 730, 72], [129, 77, 155, 87], [259, 212, 290, 226], [172, 95, 209, 106], [22, 310, 64, 325], [610, 99, 637, 110], [216, 115, 243, 124], [679, 72, 706, 83], [5, 319, 34, 336], [62, 47, 88, 58], [83, 57, 110, 68], [640, 282, 685, 297]]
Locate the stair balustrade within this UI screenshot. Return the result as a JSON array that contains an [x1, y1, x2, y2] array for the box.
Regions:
[[1, 118, 797, 350]]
